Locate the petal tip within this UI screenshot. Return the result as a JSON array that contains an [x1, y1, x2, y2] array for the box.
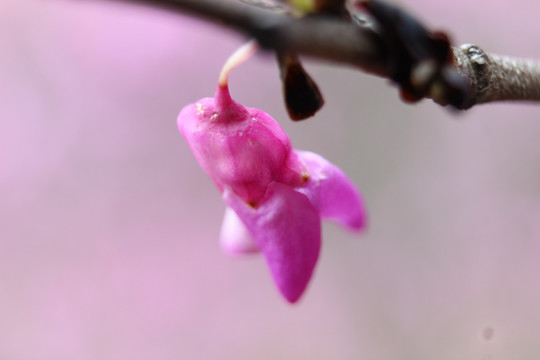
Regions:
[[220, 207, 260, 255], [279, 282, 310, 304], [344, 207, 368, 232]]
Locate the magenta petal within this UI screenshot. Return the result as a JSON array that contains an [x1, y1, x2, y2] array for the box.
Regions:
[[223, 183, 321, 303], [296, 150, 367, 231], [220, 207, 260, 254], [177, 93, 307, 206]]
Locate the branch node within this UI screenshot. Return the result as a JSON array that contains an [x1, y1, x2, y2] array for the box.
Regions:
[[461, 45, 490, 96]]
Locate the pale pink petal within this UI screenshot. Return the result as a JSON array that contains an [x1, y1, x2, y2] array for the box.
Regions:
[[220, 207, 260, 254], [223, 183, 321, 303], [296, 150, 367, 231]]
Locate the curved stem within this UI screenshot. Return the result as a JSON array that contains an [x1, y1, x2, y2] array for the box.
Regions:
[[218, 40, 259, 88]]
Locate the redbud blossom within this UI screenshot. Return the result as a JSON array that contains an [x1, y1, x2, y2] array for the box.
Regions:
[[178, 42, 366, 303]]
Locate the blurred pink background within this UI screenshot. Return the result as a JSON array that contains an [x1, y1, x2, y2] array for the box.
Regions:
[[2, 0, 540, 358]]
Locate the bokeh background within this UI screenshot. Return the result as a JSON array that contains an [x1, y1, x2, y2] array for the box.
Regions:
[[2, 0, 540, 359]]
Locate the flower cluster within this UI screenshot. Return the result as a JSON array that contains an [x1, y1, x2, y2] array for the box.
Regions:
[[178, 43, 366, 303]]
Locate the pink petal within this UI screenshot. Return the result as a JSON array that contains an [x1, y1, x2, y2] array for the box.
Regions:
[[177, 87, 307, 207], [223, 183, 321, 303], [296, 150, 367, 231], [220, 207, 260, 254]]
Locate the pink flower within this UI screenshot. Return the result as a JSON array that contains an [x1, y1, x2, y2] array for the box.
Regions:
[[178, 43, 366, 303]]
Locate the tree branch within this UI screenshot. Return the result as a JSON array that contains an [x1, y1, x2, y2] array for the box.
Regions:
[[112, 0, 387, 74], [105, 0, 540, 109], [454, 44, 540, 108]]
